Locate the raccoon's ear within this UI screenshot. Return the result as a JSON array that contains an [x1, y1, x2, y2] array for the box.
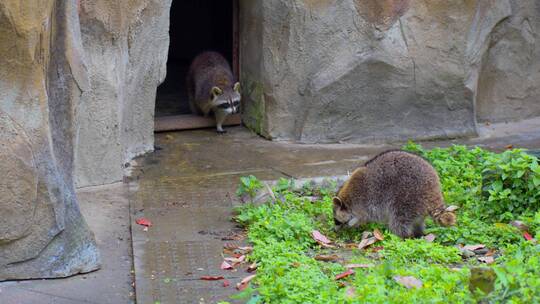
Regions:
[[211, 86, 223, 97], [233, 82, 241, 93], [333, 196, 345, 208]]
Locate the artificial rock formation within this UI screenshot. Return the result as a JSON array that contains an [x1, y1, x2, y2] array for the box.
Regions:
[[75, 0, 171, 187], [240, 0, 540, 143], [0, 1, 100, 280]]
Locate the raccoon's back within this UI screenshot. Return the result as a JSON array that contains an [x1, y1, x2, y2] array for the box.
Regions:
[[364, 151, 442, 208], [186, 52, 234, 100]]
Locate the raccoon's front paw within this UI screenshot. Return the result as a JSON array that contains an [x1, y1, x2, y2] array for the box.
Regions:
[[216, 129, 227, 134]]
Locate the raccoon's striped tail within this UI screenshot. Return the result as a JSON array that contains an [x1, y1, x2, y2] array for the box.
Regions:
[[429, 205, 458, 227]]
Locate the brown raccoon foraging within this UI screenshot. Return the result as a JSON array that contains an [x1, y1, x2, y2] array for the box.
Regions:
[[186, 51, 240, 133], [333, 150, 456, 238]]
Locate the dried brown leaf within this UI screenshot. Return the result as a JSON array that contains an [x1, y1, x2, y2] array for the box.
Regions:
[[236, 274, 256, 291], [478, 256, 495, 264], [312, 230, 332, 244], [393, 275, 423, 289], [358, 237, 377, 250], [224, 255, 246, 265], [247, 262, 257, 272], [221, 261, 233, 270], [200, 276, 224, 281], [373, 229, 384, 241], [314, 254, 340, 262], [463, 244, 485, 251], [424, 233, 436, 242]]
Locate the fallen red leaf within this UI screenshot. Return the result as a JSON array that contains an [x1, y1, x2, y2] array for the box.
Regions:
[[200, 276, 224, 281], [505, 144, 513, 150], [344, 264, 373, 269], [135, 218, 152, 227], [223, 280, 230, 287], [221, 261, 233, 270], [523, 231, 534, 241], [373, 229, 384, 241], [312, 230, 332, 244], [236, 274, 256, 290], [335, 269, 355, 280]]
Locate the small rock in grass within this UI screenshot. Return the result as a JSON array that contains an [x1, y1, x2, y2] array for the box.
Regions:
[[393, 275, 423, 289], [473, 248, 489, 255], [460, 249, 476, 258], [509, 220, 529, 231], [469, 267, 496, 294]]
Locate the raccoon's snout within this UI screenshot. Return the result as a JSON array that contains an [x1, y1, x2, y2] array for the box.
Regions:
[[215, 99, 240, 114]]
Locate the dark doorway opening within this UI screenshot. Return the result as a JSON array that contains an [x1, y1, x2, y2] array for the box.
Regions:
[[155, 0, 239, 131]]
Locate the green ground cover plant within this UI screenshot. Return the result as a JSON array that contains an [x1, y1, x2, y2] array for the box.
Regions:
[[227, 144, 540, 303]]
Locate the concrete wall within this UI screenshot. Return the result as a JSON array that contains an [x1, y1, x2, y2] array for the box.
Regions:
[[240, 0, 540, 143]]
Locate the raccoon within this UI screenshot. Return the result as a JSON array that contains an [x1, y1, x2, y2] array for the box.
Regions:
[[333, 150, 456, 238], [186, 51, 240, 133]]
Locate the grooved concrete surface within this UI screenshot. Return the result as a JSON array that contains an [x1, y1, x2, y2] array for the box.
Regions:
[[130, 119, 540, 303]]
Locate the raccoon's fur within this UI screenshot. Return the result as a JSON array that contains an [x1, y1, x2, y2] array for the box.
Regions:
[[186, 51, 240, 133], [333, 150, 456, 238]]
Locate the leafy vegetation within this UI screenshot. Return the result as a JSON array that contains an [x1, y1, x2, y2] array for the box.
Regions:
[[230, 143, 540, 303]]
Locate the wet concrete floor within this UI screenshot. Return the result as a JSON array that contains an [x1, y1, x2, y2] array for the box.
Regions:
[[130, 119, 540, 304]]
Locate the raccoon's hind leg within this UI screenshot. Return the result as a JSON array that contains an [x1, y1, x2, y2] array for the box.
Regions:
[[388, 215, 419, 239], [214, 110, 228, 134], [412, 217, 425, 238]]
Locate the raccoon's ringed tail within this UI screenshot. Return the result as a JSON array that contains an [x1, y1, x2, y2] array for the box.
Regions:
[[430, 207, 456, 227]]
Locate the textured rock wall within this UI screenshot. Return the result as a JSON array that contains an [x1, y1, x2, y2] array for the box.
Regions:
[[75, 0, 171, 187], [473, 1, 540, 122], [0, 0, 100, 280], [240, 0, 540, 143]]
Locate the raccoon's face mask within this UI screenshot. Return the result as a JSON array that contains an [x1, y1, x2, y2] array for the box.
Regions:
[[211, 82, 241, 115], [333, 196, 358, 230]]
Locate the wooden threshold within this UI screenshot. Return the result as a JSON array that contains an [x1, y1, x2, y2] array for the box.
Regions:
[[154, 114, 241, 132]]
